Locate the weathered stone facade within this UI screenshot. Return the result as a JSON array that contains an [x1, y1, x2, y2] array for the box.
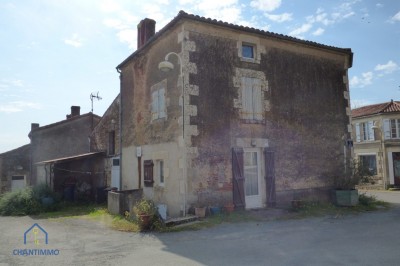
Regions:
[[0, 144, 30, 193], [29, 107, 101, 185], [91, 94, 121, 188], [117, 12, 353, 217]]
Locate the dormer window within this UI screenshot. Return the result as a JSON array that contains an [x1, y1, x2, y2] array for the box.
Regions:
[[242, 44, 254, 59]]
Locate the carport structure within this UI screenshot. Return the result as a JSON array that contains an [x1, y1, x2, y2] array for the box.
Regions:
[[36, 152, 106, 202]]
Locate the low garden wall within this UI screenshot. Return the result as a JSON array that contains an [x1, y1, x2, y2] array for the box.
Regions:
[[108, 189, 143, 215]]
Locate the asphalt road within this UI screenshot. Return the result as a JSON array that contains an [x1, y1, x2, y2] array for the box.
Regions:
[[1, 191, 400, 266]]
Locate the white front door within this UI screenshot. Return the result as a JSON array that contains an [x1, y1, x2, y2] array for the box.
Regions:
[[244, 149, 262, 209], [111, 157, 120, 190]]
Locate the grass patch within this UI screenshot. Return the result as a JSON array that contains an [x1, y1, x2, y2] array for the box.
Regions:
[[33, 203, 106, 219], [111, 215, 140, 232], [290, 194, 390, 219]]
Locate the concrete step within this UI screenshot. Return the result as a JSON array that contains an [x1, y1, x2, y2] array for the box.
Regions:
[[165, 215, 198, 227]]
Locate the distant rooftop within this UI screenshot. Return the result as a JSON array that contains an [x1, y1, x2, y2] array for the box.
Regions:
[[351, 100, 400, 118]]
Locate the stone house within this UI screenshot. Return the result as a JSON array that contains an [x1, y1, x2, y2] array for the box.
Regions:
[[29, 106, 102, 199], [0, 144, 30, 193], [352, 100, 400, 189], [115, 11, 353, 217]]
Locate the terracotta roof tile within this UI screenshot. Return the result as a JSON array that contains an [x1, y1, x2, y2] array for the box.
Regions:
[[351, 100, 400, 118], [117, 11, 353, 69]]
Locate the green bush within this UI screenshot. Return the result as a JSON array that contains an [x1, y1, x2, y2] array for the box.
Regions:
[[0, 183, 61, 216]]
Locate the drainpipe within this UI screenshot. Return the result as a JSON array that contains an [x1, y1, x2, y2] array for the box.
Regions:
[[117, 67, 123, 191]]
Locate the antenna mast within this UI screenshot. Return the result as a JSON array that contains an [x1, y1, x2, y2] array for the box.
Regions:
[[90, 92, 102, 113]]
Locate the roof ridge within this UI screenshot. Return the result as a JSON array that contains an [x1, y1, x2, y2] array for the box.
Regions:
[[117, 10, 353, 69]]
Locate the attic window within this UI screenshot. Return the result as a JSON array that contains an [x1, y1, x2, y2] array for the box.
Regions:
[[242, 44, 254, 59]]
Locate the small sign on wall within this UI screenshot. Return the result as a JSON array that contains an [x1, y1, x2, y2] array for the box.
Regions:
[[136, 147, 142, 157]]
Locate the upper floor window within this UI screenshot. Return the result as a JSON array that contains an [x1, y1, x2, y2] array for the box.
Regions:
[[241, 77, 262, 121], [355, 121, 375, 142], [151, 88, 166, 120], [390, 119, 400, 138], [242, 44, 254, 59]]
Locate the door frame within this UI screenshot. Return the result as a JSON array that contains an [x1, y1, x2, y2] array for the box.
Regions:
[[243, 148, 262, 209]]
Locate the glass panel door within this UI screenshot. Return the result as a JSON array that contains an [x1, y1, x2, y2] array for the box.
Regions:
[[244, 149, 262, 209]]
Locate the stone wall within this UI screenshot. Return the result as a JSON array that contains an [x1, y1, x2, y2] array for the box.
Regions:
[[0, 144, 30, 194], [29, 113, 101, 185]]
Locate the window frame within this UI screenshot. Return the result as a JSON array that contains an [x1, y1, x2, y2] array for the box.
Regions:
[[143, 160, 154, 187], [158, 160, 164, 186], [242, 43, 255, 59], [359, 154, 377, 176]]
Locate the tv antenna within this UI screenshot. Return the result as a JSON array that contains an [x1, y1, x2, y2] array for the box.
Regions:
[[90, 92, 102, 113]]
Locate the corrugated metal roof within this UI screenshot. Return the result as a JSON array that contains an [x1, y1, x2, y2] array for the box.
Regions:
[[351, 100, 400, 118], [35, 152, 105, 165]]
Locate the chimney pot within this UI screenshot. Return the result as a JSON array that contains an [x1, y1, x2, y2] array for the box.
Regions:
[[137, 18, 156, 49], [31, 123, 39, 131], [70, 106, 81, 118]]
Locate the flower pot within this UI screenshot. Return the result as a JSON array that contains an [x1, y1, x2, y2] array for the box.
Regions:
[[210, 206, 221, 215], [291, 200, 304, 210], [224, 204, 235, 213], [138, 214, 152, 228], [335, 189, 359, 206], [41, 196, 54, 207], [195, 207, 206, 218]]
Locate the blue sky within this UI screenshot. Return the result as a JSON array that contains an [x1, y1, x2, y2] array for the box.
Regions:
[[1, 0, 399, 153]]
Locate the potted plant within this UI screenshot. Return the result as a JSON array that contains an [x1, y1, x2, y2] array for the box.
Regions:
[[333, 160, 372, 206], [133, 198, 156, 229]]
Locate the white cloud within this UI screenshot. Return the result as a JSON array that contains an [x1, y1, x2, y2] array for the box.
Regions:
[[390, 11, 400, 23], [0, 101, 41, 114], [312, 28, 325, 36], [264, 12, 292, 23], [307, 9, 334, 26], [374, 60, 399, 74], [376, 3, 383, 8], [100, 0, 120, 13], [0, 79, 24, 91], [191, 0, 242, 24], [350, 72, 373, 88], [179, 0, 195, 3], [103, 19, 125, 30], [64, 34, 83, 47], [250, 0, 281, 12], [117, 29, 136, 49], [288, 23, 312, 37]]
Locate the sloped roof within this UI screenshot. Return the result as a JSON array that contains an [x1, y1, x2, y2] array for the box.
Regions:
[[35, 152, 105, 165], [351, 100, 400, 118], [117, 10, 353, 69]]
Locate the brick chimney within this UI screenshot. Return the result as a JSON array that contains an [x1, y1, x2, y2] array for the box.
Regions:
[[137, 18, 156, 49], [67, 106, 80, 119], [31, 123, 39, 131]]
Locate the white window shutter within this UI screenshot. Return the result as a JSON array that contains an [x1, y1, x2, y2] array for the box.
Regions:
[[152, 91, 159, 119], [241, 77, 253, 120], [355, 123, 361, 142], [368, 121, 375, 141], [159, 88, 166, 118], [252, 79, 263, 121], [383, 119, 391, 139]]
